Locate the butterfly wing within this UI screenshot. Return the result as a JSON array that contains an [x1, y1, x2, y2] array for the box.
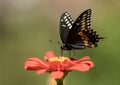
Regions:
[[60, 12, 74, 44], [66, 9, 100, 48]]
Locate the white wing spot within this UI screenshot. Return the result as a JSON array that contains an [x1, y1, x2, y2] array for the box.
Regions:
[[66, 13, 70, 17], [87, 12, 91, 15], [64, 16, 67, 19], [68, 16, 71, 19], [69, 26, 72, 29], [87, 17, 90, 20], [71, 21, 74, 23], [70, 19, 73, 21], [65, 19, 68, 22], [87, 26, 90, 28], [67, 23, 71, 26], [62, 24, 66, 27], [76, 23, 80, 25], [61, 19, 63, 22], [83, 14, 87, 17], [87, 20, 90, 22], [87, 23, 90, 25], [66, 21, 69, 24], [65, 12, 68, 15], [87, 14, 90, 17]]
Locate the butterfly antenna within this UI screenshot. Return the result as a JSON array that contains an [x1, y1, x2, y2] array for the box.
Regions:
[[57, 41, 62, 46], [49, 40, 53, 43], [99, 37, 105, 39], [50, 40, 62, 45]]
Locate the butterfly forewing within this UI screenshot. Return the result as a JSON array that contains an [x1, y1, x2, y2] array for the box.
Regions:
[[60, 12, 74, 44]]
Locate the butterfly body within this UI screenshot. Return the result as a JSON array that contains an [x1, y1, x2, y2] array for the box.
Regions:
[[60, 9, 102, 51], [61, 43, 86, 50]]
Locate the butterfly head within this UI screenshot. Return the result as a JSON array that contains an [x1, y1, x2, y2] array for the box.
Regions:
[[61, 45, 67, 50], [61, 44, 72, 50]]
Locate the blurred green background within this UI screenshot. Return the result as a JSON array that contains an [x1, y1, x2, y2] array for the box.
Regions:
[[0, 0, 120, 85]]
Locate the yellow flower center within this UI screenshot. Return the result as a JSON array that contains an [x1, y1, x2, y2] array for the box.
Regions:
[[48, 56, 68, 62]]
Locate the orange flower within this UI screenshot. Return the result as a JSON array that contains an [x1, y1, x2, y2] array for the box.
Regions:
[[24, 51, 94, 79]]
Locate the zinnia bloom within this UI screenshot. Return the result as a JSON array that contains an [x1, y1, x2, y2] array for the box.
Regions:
[[24, 51, 94, 79]]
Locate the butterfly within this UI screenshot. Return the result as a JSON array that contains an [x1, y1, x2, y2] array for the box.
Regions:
[[60, 9, 103, 51]]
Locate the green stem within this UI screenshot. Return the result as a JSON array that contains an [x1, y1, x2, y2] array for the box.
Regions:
[[56, 72, 68, 85], [56, 79, 63, 85]]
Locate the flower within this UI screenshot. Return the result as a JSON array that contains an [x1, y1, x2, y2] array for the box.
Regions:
[[24, 51, 94, 79]]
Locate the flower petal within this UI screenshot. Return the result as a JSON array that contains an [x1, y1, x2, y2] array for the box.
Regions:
[[78, 56, 91, 62], [69, 56, 91, 64], [24, 58, 49, 70], [50, 71, 64, 79], [44, 51, 55, 60], [81, 61, 94, 68], [68, 63, 94, 72], [37, 69, 47, 74]]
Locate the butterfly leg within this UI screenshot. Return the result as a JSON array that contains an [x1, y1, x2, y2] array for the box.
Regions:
[[69, 50, 71, 57], [73, 50, 76, 56]]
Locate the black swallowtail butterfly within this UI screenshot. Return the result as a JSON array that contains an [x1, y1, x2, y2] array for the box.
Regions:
[[60, 9, 103, 51]]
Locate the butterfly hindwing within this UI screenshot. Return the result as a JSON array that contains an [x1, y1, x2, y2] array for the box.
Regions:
[[60, 12, 74, 44], [76, 9, 100, 47]]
